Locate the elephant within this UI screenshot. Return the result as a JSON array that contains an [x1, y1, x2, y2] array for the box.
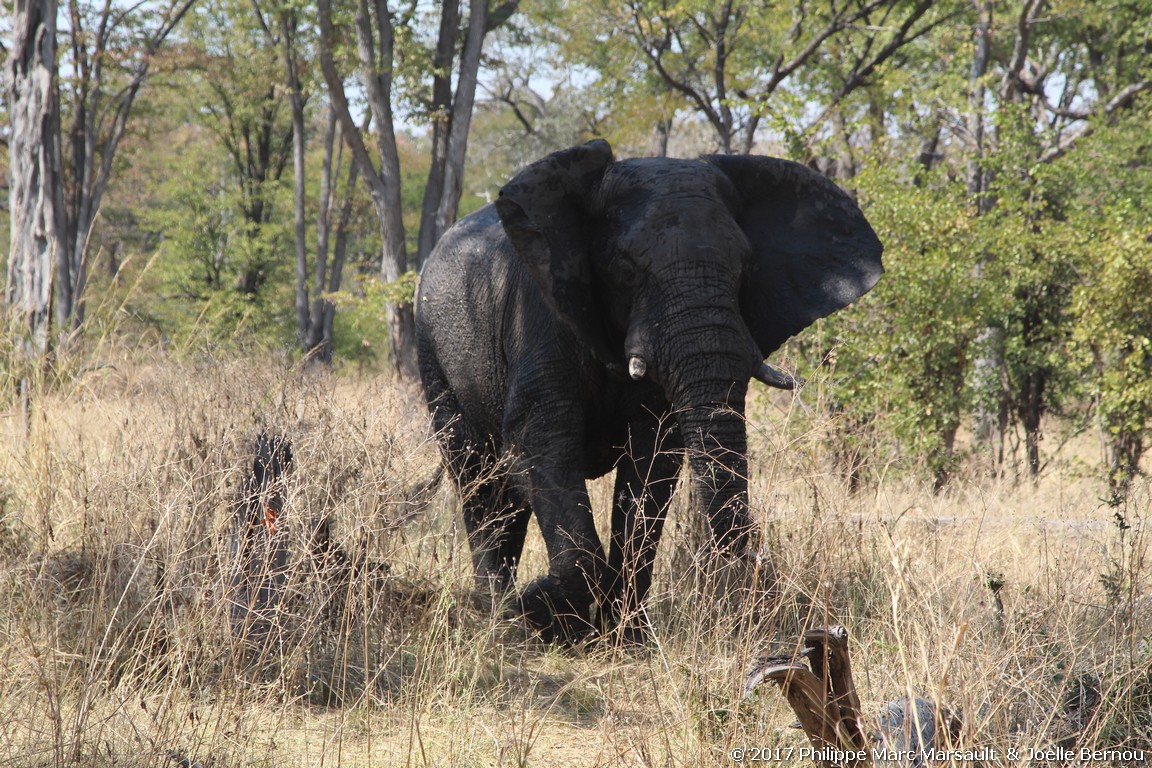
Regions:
[[415, 140, 883, 642]]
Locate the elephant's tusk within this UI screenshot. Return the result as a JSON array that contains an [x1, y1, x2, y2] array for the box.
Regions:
[[753, 361, 802, 390], [628, 355, 648, 381]]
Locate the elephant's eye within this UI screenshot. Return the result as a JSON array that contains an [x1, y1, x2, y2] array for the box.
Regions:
[[613, 258, 640, 288]]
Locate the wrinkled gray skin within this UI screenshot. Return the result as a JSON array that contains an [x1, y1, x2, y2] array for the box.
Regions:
[[416, 140, 883, 642]]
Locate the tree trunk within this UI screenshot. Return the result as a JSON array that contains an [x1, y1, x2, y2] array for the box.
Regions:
[[432, 0, 489, 244], [1106, 429, 1145, 498], [303, 108, 359, 363], [277, 10, 311, 354], [966, 0, 1009, 473], [305, 108, 339, 361], [318, 0, 502, 379], [914, 122, 942, 181], [1018, 371, 1045, 477], [322, 146, 359, 358], [290, 90, 310, 352], [416, 0, 460, 267], [965, 0, 992, 209], [647, 116, 672, 157], [6, 0, 63, 358]]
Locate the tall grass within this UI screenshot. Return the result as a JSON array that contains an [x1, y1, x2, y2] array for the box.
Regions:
[[0, 347, 1148, 767]]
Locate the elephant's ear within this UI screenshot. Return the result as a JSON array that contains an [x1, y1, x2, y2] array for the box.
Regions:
[[495, 140, 615, 358], [705, 154, 884, 356]]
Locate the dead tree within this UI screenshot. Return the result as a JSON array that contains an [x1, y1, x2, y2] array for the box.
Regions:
[[744, 625, 961, 767], [228, 433, 293, 663]]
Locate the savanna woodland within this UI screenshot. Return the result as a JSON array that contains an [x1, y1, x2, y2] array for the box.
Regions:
[[3, 1, 1152, 766]]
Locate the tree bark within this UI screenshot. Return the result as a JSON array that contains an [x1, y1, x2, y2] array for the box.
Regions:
[[6, 0, 64, 358], [966, 0, 1009, 474], [321, 157, 359, 357], [307, 107, 340, 361], [416, 0, 460, 267], [268, 6, 312, 355], [303, 107, 359, 363], [317, 0, 419, 379], [432, 0, 489, 241]]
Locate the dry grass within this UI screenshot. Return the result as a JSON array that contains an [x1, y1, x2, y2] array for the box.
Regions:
[[0, 347, 1149, 767]]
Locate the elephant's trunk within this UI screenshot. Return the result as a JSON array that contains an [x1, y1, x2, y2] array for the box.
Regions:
[[632, 273, 758, 552], [676, 384, 754, 552]]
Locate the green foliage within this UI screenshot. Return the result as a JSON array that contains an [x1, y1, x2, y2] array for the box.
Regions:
[[328, 272, 420, 366], [821, 163, 985, 483], [20, 0, 1152, 487], [1066, 110, 1152, 489], [136, 156, 295, 345], [975, 106, 1085, 458]]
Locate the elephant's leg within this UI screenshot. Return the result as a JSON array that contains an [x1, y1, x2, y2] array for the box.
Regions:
[[606, 416, 683, 638], [512, 460, 607, 644], [460, 477, 531, 595], [423, 369, 531, 596], [499, 360, 609, 643]]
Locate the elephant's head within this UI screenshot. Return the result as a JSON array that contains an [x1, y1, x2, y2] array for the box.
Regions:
[[495, 140, 883, 552]]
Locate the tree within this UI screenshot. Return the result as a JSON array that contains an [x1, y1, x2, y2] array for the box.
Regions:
[[297, 104, 361, 362], [963, 0, 1152, 477], [56, 0, 197, 327], [5, 0, 196, 358], [5, 0, 61, 358], [570, 0, 953, 155], [317, 0, 513, 378], [824, 0, 1152, 484], [1067, 105, 1152, 494], [824, 162, 986, 489], [250, 0, 366, 362], [468, 15, 616, 174], [187, 0, 294, 297]]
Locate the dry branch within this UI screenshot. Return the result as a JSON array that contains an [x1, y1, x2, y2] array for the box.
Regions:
[[745, 624, 872, 766]]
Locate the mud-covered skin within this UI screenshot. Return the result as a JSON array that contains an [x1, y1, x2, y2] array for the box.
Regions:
[[416, 140, 883, 642]]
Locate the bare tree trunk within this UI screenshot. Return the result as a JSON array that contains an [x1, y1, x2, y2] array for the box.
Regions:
[[290, 93, 309, 351], [6, 0, 64, 358], [965, 0, 992, 207], [303, 107, 359, 363], [306, 108, 340, 361], [416, 0, 460, 267], [647, 116, 672, 157], [914, 122, 942, 181], [966, 0, 1009, 473], [270, 7, 311, 355], [1107, 428, 1145, 498], [321, 158, 359, 356], [432, 0, 489, 241], [829, 109, 857, 179]]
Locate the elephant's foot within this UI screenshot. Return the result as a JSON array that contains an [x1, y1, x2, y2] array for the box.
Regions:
[[701, 546, 780, 626], [515, 575, 597, 645], [598, 608, 655, 651]]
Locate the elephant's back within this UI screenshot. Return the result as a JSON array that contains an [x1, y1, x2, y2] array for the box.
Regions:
[[418, 204, 506, 292], [417, 204, 521, 341]]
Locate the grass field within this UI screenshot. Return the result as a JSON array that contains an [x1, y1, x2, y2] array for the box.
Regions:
[[1, 349, 1149, 767]]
